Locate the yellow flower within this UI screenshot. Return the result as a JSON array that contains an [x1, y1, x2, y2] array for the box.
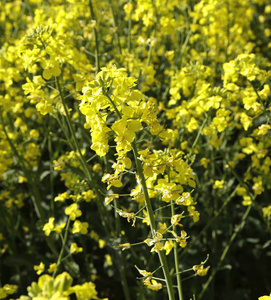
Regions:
[[257, 124, 271, 135], [54, 192, 70, 202], [135, 265, 153, 285], [82, 190, 96, 202], [119, 243, 131, 251], [48, 263, 57, 273], [144, 232, 164, 252], [105, 193, 119, 205], [240, 112, 253, 131], [98, 239, 106, 249], [146, 279, 163, 291], [188, 206, 200, 222], [171, 214, 183, 227], [142, 209, 150, 225], [242, 196, 252, 206], [70, 243, 83, 254], [105, 254, 113, 266], [65, 203, 82, 220], [163, 240, 174, 255], [259, 293, 271, 300], [213, 180, 224, 189], [90, 230, 99, 241], [0, 284, 18, 298], [171, 230, 188, 248], [92, 163, 102, 172], [193, 264, 210, 276], [117, 209, 136, 227], [34, 262, 45, 275], [200, 157, 210, 168], [70, 282, 101, 300], [186, 117, 199, 133], [42, 217, 55, 236], [72, 220, 89, 234]]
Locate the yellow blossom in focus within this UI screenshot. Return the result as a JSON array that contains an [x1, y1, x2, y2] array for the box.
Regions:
[[72, 220, 89, 234], [65, 203, 82, 220], [163, 240, 174, 255], [42, 217, 65, 236]]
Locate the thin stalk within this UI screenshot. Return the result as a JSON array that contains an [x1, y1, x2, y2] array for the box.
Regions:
[[131, 142, 175, 300], [89, 0, 100, 74], [53, 217, 71, 278], [105, 92, 121, 118], [191, 115, 208, 152], [171, 201, 183, 300], [178, 29, 193, 69], [198, 205, 252, 299], [48, 128, 55, 216], [101, 96, 131, 300], [186, 115, 208, 164]]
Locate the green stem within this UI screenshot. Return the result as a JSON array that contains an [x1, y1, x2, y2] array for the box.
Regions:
[[191, 115, 208, 152], [105, 93, 122, 118], [171, 201, 183, 300], [48, 128, 55, 216], [53, 217, 71, 278], [131, 142, 175, 300], [89, 0, 100, 74]]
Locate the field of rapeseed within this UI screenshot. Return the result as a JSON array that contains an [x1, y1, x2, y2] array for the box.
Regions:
[[0, 0, 271, 299]]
